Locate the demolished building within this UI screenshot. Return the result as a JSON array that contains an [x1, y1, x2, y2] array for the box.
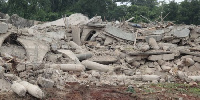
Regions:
[[0, 12, 200, 98]]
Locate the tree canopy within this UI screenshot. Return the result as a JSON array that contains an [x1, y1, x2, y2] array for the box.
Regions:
[[0, 0, 200, 25]]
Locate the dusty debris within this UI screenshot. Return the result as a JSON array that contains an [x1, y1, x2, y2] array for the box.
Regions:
[[37, 77, 54, 88], [0, 23, 8, 33], [105, 25, 135, 41], [1, 12, 200, 99], [11, 81, 27, 97], [19, 81, 45, 99], [82, 60, 112, 72]]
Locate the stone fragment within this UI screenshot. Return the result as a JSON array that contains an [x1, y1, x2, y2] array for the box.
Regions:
[[69, 41, 83, 53], [50, 64, 85, 71], [17, 37, 49, 64], [161, 65, 171, 72], [0, 23, 8, 33], [140, 45, 150, 52], [131, 61, 140, 67], [90, 56, 117, 65], [75, 52, 93, 60], [104, 36, 113, 45], [19, 81, 45, 99], [72, 26, 81, 45], [105, 25, 135, 41], [148, 37, 159, 50], [146, 35, 163, 42], [152, 80, 158, 84], [183, 58, 195, 66], [57, 50, 80, 64], [145, 68, 154, 74], [148, 54, 174, 61], [11, 81, 27, 97], [177, 71, 187, 80], [193, 56, 200, 63], [188, 76, 200, 82], [162, 54, 175, 61], [81, 60, 112, 72], [142, 75, 160, 82], [0, 66, 5, 79], [173, 28, 190, 38], [37, 77, 54, 88], [16, 63, 26, 72], [160, 78, 165, 83]]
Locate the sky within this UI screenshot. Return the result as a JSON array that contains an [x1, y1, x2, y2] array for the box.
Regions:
[[158, 0, 184, 3], [116, 0, 184, 6]]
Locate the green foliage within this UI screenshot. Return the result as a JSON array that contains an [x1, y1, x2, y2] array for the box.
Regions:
[[0, 0, 200, 25]]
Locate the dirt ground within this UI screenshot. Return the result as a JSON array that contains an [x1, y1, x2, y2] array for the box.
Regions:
[[1, 82, 200, 100]]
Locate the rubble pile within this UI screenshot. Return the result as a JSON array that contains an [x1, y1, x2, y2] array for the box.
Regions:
[[0, 12, 200, 98]]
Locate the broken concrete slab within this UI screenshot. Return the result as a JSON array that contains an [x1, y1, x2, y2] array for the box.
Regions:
[[142, 75, 160, 82], [140, 45, 150, 52], [180, 50, 200, 57], [75, 52, 93, 60], [57, 50, 80, 64], [152, 30, 165, 35], [148, 37, 159, 50], [105, 25, 135, 41], [128, 51, 173, 56], [72, 26, 81, 45], [188, 76, 200, 82], [145, 35, 163, 42], [17, 37, 49, 63], [81, 60, 112, 72], [49, 64, 85, 71], [0, 23, 8, 33], [87, 23, 106, 28], [0, 66, 5, 79], [193, 56, 200, 63], [148, 54, 175, 61], [16, 63, 26, 72], [161, 65, 171, 72], [37, 77, 54, 88], [11, 81, 27, 97], [89, 56, 118, 65], [69, 41, 83, 53], [172, 28, 190, 38], [0, 79, 11, 92], [104, 36, 113, 45], [19, 81, 45, 99]]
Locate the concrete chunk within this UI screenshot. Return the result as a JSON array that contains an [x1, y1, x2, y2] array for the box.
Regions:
[[104, 36, 113, 45], [0, 23, 8, 33], [37, 77, 54, 88], [142, 75, 160, 82], [188, 76, 200, 82], [90, 56, 118, 65], [105, 25, 135, 41], [50, 64, 85, 71], [193, 56, 200, 63], [11, 82, 27, 97], [75, 52, 93, 60], [57, 50, 80, 64], [173, 28, 190, 38], [0, 66, 5, 79], [72, 26, 81, 45], [148, 37, 159, 50], [81, 60, 112, 72], [148, 54, 174, 61], [17, 37, 49, 64], [19, 81, 45, 99]]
